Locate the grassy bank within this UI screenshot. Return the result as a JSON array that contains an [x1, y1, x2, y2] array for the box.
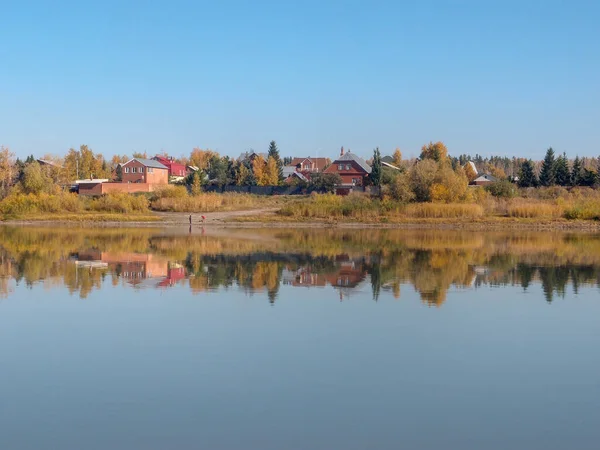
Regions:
[[2, 187, 600, 227]]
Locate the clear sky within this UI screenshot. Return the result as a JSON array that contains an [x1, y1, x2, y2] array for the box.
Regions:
[[1, 0, 599, 161]]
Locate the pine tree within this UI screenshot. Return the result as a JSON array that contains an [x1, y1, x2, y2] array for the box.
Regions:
[[518, 160, 538, 188], [554, 152, 570, 186], [539, 147, 556, 186], [371, 147, 382, 187], [571, 156, 583, 186], [267, 140, 283, 184]]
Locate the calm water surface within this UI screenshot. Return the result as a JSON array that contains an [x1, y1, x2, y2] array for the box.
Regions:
[[0, 226, 599, 450]]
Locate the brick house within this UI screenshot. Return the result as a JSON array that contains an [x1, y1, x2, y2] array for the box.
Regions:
[[323, 148, 372, 187], [152, 155, 187, 178], [121, 158, 169, 184]]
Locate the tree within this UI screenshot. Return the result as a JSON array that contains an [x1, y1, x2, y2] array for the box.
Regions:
[[409, 159, 438, 201], [430, 164, 468, 203], [189, 148, 219, 171], [264, 156, 280, 186], [464, 162, 477, 183], [190, 171, 203, 195], [420, 141, 448, 162], [308, 173, 342, 193], [0, 146, 16, 197], [392, 148, 402, 166], [554, 153, 570, 186], [252, 155, 267, 186], [370, 147, 382, 187], [518, 160, 538, 188], [63, 145, 110, 181], [21, 162, 51, 194], [389, 172, 414, 203], [268, 141, 283, 184], [539, 147, 556, 186], [571, 156, 583, 186], [132, 151, 148, 159]]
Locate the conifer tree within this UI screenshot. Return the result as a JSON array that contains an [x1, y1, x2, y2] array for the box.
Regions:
[[268, 141, 283, 183], [370, 147, 382, 187], [518, 160, 538, 188], [539, 147, 556, 186], [570, 156, 583, 186], [554, 152, 570, 186]]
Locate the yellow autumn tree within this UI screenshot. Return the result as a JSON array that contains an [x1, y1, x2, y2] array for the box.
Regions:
[[252, 155, 267, 185], [393, 148, 402, 166], [464, 162, 477, 182], [420, 141, 448, 162], [430, 164, 468, 203], [0, 146, 16, 197], [63, 145, 110, 181], [189, 148, 219, 171], [264, 156, 280, 186]]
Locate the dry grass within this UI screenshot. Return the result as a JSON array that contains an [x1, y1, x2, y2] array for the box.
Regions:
[[404, 203, 484, 219], [151, 191, 285, 213], [507, 201, 562, 219]]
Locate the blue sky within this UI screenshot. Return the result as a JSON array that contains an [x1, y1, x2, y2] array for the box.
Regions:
[[1, 0, 599, 160]]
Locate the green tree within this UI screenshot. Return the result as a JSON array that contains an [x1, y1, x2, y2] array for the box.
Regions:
[[518, 160, 538, 188], [571, 156, 583, 186], [554, 153, 570, 186], [191, 171, 203, 195], [409, 159, 438, 201], [389, 172, 415, 203], [539, 147, 556, 186], [268, 140, 283, 184], [308, 173, 342, 193], [21, 162, 51, 194], [370, 147, 382, 187]]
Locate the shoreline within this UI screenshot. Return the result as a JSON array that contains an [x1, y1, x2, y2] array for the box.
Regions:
[[3, 214, 600, 231]]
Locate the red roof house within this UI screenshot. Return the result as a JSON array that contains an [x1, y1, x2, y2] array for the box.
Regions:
[[152, 155, 187, 178]]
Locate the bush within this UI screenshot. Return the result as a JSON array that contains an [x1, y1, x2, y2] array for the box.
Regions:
[[486, 180, 516, 198]]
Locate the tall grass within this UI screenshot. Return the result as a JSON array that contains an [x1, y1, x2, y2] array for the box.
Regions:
[[151, 191, 281, 212], [0, 192, 150, 217], [405, 203, 484, 218]]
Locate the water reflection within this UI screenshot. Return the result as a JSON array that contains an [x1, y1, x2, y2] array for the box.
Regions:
[[0, 226, 599, 305]]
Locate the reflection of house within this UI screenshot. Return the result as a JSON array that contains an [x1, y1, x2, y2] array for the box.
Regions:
[[324, 261, 367, 288], [323, 147, 371, 190], [75, 251, 170, 286]]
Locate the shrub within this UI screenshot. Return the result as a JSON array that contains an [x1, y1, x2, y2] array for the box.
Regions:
[[486, 180, 517, 198]]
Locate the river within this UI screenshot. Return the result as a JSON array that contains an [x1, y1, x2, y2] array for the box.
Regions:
[[0, 226, 599, 449]]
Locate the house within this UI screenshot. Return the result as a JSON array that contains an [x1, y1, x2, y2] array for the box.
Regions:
[[152, 155, 187, 178], [121, 158, 169, 184], [472, 174, 497, 186], [323, 147, 372, 188], [287, 157, 330, 173]]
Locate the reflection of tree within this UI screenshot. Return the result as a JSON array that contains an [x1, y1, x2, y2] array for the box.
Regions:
[[0, 226, 600, 304]]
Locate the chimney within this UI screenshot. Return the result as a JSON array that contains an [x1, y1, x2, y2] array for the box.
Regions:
[[340, 146, 344, 157]]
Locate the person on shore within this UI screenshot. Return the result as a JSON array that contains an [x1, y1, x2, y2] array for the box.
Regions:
[[200, 215, 206, 224], [189, 214, 192, 225]]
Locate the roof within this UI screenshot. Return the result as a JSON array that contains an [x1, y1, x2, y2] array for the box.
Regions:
[[465, 161, 479, 176], [124, 158, 168, 169], [381, 155, 394, 164], [382, 161, 401, 171], [334, 152, 372, 174], [473, 174, 497, 182], [37, 159, 64, 168], [238, 151, 267, 161], [288, 157, 330, 171]]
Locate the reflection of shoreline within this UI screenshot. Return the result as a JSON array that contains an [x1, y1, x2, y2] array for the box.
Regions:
[[1, 227, 600, 304]]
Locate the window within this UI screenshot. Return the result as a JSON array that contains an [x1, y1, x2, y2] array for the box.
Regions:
[[131, 167, 137, 173], [148, 167, 153, 173], [140, 167, 144, 173], [125, 167, 130, 173], [345, 164, 351, 170], [338, 164, 343, 170], [352, 178, 358, 185]]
